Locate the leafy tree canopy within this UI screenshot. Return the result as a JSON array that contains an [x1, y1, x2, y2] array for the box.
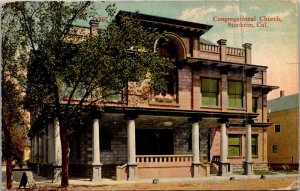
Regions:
[[5, 1, 174, 187]]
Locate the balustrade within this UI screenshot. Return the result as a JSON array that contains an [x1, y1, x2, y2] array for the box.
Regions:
[[200, 43, 220, 53], [226, 47, 245, 56], [136, 155, 193, 164]]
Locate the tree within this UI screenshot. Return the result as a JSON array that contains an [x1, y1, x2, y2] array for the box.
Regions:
[[7, 2, 173, 187], [1, 3, 29, 190]]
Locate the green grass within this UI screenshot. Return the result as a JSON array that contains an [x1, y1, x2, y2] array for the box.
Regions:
[[254, 170, 276, 175], [272, 170, 299, 174]]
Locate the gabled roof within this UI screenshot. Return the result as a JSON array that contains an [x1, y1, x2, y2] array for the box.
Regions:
[[267, 93, 299, 112], [116, 11, 213, 36]]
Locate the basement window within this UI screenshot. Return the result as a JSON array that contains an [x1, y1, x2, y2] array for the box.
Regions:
[[272, 145, 278, 153]]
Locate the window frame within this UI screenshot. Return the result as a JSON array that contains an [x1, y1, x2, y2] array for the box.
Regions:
[[252, 97, 258, 113], [275, 124, 281, 133], [201, 77, 220, 107], [272, 145, 278, 153], [228, 80, 244, 109], [228, 134, 242, 157], [251, 135, 258, 156]]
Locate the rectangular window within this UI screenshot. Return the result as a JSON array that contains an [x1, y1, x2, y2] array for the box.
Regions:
[[252, 135, 258, 156], [228, 135, 241, 156], [252, 97, 258, 113], [273, 145, 278, 153], [228, 81, 243, 108], [201, 78, 219, 107], [275, 124, 281, 133]]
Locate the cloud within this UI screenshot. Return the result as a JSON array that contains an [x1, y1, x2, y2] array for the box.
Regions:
[[267, 10, 291, 19], [179, 7, 217, 22], [249, 6, 260, 10], [179, 4, 248, 22], [288, 0, 297, 5], [221, 4, 247, 16]]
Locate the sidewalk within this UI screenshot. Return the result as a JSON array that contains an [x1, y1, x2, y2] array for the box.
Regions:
[[3, 169, 299, 189], [1, 166, 299, 190]]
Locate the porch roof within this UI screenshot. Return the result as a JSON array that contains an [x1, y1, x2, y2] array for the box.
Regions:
[[187, 57, 268, 74]]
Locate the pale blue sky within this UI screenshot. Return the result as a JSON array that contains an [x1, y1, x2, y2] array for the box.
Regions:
[[91, 0, 298, 99]]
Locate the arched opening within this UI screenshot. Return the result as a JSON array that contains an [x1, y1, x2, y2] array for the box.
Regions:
[[154, 33, 186, 103]]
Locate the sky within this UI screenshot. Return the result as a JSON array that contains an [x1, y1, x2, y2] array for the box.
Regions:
[[92, 0, 298, 100]]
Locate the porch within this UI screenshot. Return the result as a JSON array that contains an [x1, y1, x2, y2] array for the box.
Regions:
[[116, 155, 210, 180], [28, 106, 259, 181]]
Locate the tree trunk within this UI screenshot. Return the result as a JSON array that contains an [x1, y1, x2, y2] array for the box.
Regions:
[[4, 125, 13, 190], [60, 120, 70, 187]]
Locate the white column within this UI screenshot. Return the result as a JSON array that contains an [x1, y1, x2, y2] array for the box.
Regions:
[[91, 117, 102, 181], [245, 123, 252, 162], [220, 123, 228, 162], [243, 121, 254, 175], [192, 122, 200, 164], [219, 119, 231, 176], [54, 118, 62, 165], [127, 119, 136, 165], [192, 119, 201, 178], [126, 114, 138, 180], [53, 118, 62, 182], [48, 122, 54, 163], [92, 119, 101, 164]]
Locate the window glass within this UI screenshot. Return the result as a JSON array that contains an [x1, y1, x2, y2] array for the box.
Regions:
[[252, 97, 258, 113], [228, 135, 241, 156], [275, 124, 281, 133], [252, 135, 258, 156], [201, 78, 218, 107], [228, 81, 243, 108], [273, 145, 278, 153]]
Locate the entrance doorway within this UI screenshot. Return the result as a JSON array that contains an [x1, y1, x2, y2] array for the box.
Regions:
[[136, 129, 174, 155]]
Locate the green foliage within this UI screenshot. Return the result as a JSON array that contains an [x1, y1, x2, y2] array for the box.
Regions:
[[4, 2, 174, 187], [73, 8, 173, 102], [2, 2, 29, 161]]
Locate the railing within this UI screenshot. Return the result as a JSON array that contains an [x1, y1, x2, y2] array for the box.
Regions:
[[200, 43, 220, 53], [136, 155, 193, 164], [226, 47, 245, 56], [116, 163, 128, 180]]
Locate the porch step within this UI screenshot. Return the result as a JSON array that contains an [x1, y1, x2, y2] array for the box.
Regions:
[[231, 163, 269, 173]]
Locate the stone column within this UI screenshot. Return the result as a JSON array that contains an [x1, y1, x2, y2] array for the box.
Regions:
[[42, 131, 48, 177], [38, 135, 43, 175], [217, 39, 227, 61], [48, 122, 54, 164], [218, 118, 231, 176], [221, 74, 228, 112], [242, 43, 252, 64], [220, 123, 228, 163], [91, 118, 102, 181], [191, 118, 201, 177], [192, 35, 199, 58], [125, 113, 138, 180], [43, 129, 48, 164], [89, 19, 100, 36], [53, 117, 62, 182], [243, 120, 254, 175]]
